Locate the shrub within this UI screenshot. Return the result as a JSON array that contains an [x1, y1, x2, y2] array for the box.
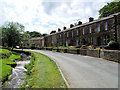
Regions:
[[80, 45, 87, 49], [88, 45, 94, 49], [24, 54, 35, 75], [107, 40, 119, 50], [29, 43, 35, 49]]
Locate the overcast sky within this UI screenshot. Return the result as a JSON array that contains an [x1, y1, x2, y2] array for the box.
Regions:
[[0, 0, 113, 34]]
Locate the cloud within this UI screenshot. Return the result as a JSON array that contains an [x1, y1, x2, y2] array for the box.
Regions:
[[0, 0, 113, 34]]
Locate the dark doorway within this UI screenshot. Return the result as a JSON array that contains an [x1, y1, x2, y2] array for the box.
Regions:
[[82, 39, 86, 45], [97, 37, 101, 46]]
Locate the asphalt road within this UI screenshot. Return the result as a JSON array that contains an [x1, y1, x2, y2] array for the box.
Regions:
[[26, 49, 119, 88]]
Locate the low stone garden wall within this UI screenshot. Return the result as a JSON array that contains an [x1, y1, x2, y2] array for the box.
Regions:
[[28, 47, 120, 63], [87, 49, 100, 58], [102, 50, 120, 63]]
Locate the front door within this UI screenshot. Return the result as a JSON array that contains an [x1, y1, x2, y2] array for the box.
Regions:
[[97, 37, 101, 46]]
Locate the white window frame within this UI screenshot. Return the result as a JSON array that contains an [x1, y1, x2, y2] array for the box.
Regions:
[[67, 32, 69, 37], [89, 27, 92, 33]]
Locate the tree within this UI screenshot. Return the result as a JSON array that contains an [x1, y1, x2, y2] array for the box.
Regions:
[[42, 33, 48, 36], [29, 31, 41, 37], [50, 30, 56, 34], [1, 21, 24, 48], [99, 1, 120, 18], [22, 31, 30, 40]]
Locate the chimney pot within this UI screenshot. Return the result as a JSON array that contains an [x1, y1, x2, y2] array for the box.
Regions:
[[70, 24, 74, 28], [78, 21, 82, 25], [63, 26, 66, 30], [89, 17, 94, 22]]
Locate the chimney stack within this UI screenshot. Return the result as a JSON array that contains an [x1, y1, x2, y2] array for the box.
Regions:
[[89, 17, 94, 22], [63, 26, 66, 30], [70, 24, 74, 28], [58, 28, 61, 32], [78, 21, 82, 25]]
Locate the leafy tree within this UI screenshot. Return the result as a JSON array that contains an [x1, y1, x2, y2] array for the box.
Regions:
[[1, 21, 24, 48], [29, 31, 41, 37], [50, 30, 56, 34], [99, 1, 120, 18], [42, 33, 48, 36], [22, 31, 30, 40]]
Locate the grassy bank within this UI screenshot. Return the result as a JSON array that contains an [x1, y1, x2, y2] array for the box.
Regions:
[[21, 51, 67, 88], [0, 49, 21, 84]]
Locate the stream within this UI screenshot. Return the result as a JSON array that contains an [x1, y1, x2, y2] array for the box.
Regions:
[[4, 53, 30, 88]]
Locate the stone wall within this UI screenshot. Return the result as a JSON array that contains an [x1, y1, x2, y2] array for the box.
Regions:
[[102, 50, 120, 63], [67, 49, 78, 54], [40, 47, 120, 63], [87, 49, 100, 58], [79, 49, 87, 55]]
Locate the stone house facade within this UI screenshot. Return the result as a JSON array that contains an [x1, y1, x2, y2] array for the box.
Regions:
[[22, 37, 44, 48], [44, 12, 120, 47], [29, 37, 44, 47]]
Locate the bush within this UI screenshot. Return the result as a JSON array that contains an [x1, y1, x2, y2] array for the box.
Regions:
[[29, 43, 35, 49], [24, 54, 35, 75], [107, 40, 119, 50], [80, 45, 87, 49], [88, 45, 94, 49]]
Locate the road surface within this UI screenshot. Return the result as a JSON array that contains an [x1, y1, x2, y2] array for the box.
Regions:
[[26, 49, 119, 88]]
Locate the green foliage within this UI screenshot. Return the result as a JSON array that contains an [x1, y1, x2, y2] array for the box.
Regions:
[[22, 51, 67, 88], [29, 43, 35, 49], [26, 31, 41, 37], [24, 54, 34, 75], [1, 21, 24, 47], [1, 64, 12, 82], [88, 45, 94, 49], [22, 32, 30, 40], [107, 40, 119, 50], [0, 49, 11, 54], [108, 40, 116, 46], [80, 45, 87, 49], [0, 49, 21, 83], [99, 1, 120, 18]]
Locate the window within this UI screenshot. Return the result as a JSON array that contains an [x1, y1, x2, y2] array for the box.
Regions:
[[83, 28, 85, 35], [67, 32, 69, 37], [76, 39, 79, 46], [59, 34, 61, 38], [105, 22, 107, 30], [66, 41, 68, 46], [104, 35, 109, 44], [90, 37, 93, 44], [89, 27, 92, 33], [76, 29, 79, 35], [98, 24, 100, 32], [72, 31, 73, 37]]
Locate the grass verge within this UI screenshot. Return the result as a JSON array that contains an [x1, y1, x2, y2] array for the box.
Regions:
[[0, 49, 21, 84], [21, 51, 67, 88]]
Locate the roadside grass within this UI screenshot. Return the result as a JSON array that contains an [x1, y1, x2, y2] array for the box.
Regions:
[[0, 49, 21, 84], [22, 51, 67, 88], [52, 50, 56, 52], [0, 49, 11, 54]]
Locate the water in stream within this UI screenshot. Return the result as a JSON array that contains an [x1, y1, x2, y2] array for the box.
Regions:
[[4, 53, 30, 88]]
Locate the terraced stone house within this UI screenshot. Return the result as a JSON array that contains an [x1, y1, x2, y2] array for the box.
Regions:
[[44, 12, 120, 47]]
